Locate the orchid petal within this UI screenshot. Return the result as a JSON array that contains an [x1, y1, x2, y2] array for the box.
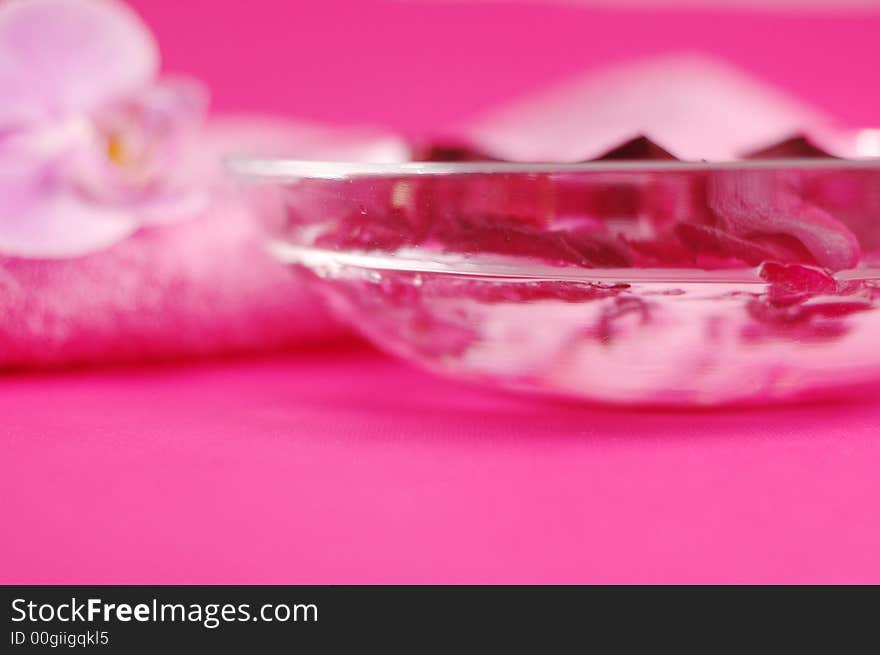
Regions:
[[0, 169, 136, 258], [0, 0, 158, 126], [73, 77, 208, 207]]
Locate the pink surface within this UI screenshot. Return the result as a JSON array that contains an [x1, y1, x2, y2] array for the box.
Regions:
[[3, 347, 880, 584], [4, 1, 880, 583]]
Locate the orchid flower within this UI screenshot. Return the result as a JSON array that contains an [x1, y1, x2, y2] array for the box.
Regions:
[[0, 0, 207, 258]]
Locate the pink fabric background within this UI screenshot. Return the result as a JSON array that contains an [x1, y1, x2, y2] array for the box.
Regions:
[[3, 0, 880, 583]]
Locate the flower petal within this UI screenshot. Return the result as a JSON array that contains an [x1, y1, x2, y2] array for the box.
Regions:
[[0, 0, 158, 126], [707, 169, 861, 271], [74, 77, 208, 208], [0, 169, 137, 258]]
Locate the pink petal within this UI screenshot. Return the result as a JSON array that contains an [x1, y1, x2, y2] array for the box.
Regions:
[[74, 77, 208, 214], [760, 261, 838, 292], [0, 169, 137, 258], [707, 169, 861, 271], [0, 0, 158, 126]]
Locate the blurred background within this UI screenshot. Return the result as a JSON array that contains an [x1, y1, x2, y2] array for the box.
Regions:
[[125, 0, 880, 134]]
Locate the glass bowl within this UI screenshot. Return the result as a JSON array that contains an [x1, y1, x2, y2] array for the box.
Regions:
[[230, 158, 880, 406]]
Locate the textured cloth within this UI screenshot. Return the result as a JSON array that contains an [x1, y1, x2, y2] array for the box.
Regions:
[[0, 198, 337, 367], [0, 118, 404, 368]]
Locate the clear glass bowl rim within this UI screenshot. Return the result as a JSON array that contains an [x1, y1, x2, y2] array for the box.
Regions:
[[227, 156, 880, 180]]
